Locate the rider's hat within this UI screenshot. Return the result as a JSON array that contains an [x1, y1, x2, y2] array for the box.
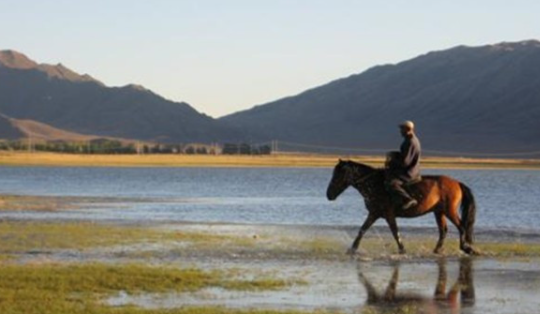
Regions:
[[399, 120, 414, 130]]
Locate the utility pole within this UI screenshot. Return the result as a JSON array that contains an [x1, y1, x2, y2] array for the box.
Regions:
[[27, 134, 33, 153], [271, 140, 279, 155]]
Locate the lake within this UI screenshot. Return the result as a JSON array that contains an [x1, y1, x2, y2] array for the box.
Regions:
[[1, 166, 539, 234]]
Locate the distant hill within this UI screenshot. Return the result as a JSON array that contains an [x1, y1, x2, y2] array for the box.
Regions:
[[0, 112, 100, 142], [221, 40, 540, 156], [0, 50, 241, 143], [0, 113, 24, 139]]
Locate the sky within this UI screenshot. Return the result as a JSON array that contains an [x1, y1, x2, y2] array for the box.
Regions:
[[1, 0, 540, 118]]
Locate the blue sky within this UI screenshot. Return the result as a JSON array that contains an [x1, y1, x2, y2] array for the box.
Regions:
[[2, 0, 539, 117]]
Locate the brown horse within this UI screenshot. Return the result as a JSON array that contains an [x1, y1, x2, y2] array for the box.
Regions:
[[326, 160, 477, 255]]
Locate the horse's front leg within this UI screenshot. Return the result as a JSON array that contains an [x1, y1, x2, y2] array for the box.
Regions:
[[386, 215, 406, 254], [349, 213, 378, 254]]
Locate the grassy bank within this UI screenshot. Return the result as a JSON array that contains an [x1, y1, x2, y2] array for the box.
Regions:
[[0, 151, 539, 169]]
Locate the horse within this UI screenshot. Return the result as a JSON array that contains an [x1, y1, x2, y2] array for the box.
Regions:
[[326, 159, 477, 255]]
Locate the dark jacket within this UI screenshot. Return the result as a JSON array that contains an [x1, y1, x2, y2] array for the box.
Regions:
[[398, 133, 421, 181]]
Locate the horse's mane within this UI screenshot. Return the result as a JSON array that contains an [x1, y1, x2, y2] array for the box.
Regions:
[[345, 160, 379, 172]]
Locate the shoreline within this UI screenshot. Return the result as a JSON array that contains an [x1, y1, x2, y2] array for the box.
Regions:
[[1, 151, 540, 169]]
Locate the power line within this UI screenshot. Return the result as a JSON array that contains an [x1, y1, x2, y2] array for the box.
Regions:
[[272, 140, 540, 157], [422, 149, 540, 157], [277, 140, 390, 153]]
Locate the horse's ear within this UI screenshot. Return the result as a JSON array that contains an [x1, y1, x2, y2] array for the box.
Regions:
[[339, 158, 343, 162]]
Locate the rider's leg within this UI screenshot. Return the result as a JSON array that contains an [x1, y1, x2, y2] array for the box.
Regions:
[[388, 178, 417, 210]]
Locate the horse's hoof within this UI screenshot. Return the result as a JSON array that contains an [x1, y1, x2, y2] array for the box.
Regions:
[[347, 247, 357, 255], [462, 245, 479, 255], [433, 248, 444, 254], [399, 248, 406, 255]]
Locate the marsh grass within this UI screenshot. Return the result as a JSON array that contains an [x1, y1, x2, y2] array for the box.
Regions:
[[347, 237, 540, 259], [3, 220, 539, 262], [476, 241, 540, 257], [0, 221, 260, 259], [0, 263, 301, 314], [0, 194, 80, 211], [102, 308, 329, 314], [121, 229, 540, 262], [0, 221, 159, 254], [168, 231, 258, 248], [302, 235, 540, 259]]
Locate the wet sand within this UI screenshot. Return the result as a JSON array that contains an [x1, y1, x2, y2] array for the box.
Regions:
[[6, 220, 540, 314]]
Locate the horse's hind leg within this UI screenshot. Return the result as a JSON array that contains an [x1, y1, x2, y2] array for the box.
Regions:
[[434, 211, 448, 254], [446, 212, 475, 254]]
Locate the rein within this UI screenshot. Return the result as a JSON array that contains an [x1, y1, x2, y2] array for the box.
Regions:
[[353, 170, 377, 184], [346, 165, 378, 186]]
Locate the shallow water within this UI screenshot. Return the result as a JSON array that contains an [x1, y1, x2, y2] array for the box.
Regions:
[[7, 216, 540, 314], [106, 257, 540, 314], [1, 166, 539, 234]]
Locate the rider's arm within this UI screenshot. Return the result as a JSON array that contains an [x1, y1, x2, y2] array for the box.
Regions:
[[400, 138, 418, 168]]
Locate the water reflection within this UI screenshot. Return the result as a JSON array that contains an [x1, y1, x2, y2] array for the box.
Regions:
[[357, 258, 475, 313]]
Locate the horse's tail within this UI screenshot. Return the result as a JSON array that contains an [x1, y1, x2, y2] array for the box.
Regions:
[[459, 182, 476, 244]]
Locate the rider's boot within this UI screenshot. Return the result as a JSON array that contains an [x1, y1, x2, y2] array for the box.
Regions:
[[402, 197, 418, 210]]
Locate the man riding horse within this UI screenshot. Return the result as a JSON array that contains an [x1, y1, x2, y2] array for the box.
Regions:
[[327, 120, 477, 255], [386, 120, 421, 211]]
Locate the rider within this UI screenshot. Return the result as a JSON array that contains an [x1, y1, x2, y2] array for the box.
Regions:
[[386, 120, 421, 210]]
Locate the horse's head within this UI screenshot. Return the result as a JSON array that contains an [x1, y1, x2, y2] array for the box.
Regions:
[[327, 159, 353, 200]]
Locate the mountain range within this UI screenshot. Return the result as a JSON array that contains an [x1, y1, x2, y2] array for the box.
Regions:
[[0, 50, 242, 144], [2, 40, 540, 156], [221, 40, 540, 155]]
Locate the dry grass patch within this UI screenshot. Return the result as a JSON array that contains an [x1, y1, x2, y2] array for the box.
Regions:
[[1, 151, 539, 169]]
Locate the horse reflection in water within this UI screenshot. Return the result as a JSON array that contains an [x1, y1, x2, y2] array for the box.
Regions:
[[357, 258, 475, 313]]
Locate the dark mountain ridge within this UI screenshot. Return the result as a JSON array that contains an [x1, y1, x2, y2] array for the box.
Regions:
[[221, 40, 540, 155], [0, 50, 242, 143]]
